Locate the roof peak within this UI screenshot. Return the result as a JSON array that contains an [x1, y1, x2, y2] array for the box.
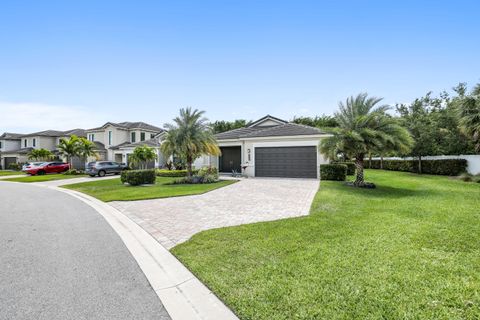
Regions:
[[247, 115, 288, 128]]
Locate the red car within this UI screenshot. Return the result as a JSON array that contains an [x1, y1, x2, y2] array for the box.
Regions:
[[25, 162, 70, 175]]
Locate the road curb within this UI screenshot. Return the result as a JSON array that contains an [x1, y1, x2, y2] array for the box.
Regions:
[[50, 185, 239, 320]]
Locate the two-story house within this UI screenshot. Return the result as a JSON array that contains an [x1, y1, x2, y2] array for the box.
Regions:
[[0, 129, 86, 168], [85, 122, 165, 166], [0, 132, 23, 169]]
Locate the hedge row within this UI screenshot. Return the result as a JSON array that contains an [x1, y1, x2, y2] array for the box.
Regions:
[[365, 159, 467, 176], [156, 169, 199, 177], [121, 169, 156, 186], [320, 164, 347, 181], [332, 161, 356, 175]]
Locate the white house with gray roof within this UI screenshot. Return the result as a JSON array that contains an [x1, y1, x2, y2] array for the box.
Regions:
[[85, 121, 165, 167], [203, 115, 330, 178], [0, 129, 86, 168]]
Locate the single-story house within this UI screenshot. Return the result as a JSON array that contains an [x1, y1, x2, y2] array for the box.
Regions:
[[195, 115, 330, 178]]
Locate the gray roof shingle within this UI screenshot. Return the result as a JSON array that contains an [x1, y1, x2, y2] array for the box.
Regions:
[[115, 139, 161, 149], [0, 132, 23, 140], [19, 129, 86, 138], [87, 121, 164, 132], [215, 123, 326, 140]]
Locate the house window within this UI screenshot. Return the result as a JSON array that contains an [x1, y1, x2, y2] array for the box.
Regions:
[[24, 139, 27, 148], [33, 138, 36, 147], [0, 141, 2, 149], [140, 132, 145, 141], [88, 133, 95, 142], [151, 133, 155, 139], [108, 131, 112, 145], [131, 132, 136, 143]]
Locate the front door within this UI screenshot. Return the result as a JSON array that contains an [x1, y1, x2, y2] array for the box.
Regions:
[[219, 146, 241, 173]]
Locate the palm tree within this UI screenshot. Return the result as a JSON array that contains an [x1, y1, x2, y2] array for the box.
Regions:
[[77, 138, 98, 163], [320, 93, 412, 187], [458, 84, 480, 152], [161, 108, 221, 178], [28, 148, 54, 161], [57, 135, 80, 168], [129, 145, 157, 169]]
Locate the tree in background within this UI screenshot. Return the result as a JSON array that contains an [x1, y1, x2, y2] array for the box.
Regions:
[[162, 108, 221, 178], [321, 93, 412, 187], [396, 84, 476, 172], [129, 145, 157, 169], [57, 135, 80, 168], [292, 115, 338, 128], [211, 119, 252, 134], [27, 148, 54, 161], [457, 83, 480, 152]]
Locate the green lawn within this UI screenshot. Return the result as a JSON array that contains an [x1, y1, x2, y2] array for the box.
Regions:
[[172, 170, 480, 320], [62, 177, 237, 201], [4, 174, 86, 183], [0, 170, 25, 176]]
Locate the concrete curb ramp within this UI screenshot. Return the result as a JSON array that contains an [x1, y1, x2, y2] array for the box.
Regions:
[[53, 186, 239, 320]]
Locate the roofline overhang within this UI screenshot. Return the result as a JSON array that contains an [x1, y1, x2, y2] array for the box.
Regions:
[[217, 133, 332, 142]]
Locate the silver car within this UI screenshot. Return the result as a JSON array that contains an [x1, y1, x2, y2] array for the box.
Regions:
[[86, 161, 128, 177]]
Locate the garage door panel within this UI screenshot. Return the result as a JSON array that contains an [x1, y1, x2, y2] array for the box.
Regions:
[[255, 146, 317, 178]]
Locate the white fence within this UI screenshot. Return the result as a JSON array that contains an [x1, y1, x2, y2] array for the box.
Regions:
[[372, 155, 480, 175]]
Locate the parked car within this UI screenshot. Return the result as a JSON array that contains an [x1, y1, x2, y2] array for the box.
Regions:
[[22, 162, 46, 172], [25, 162, 70, 175], [86, 161, 128, 177]]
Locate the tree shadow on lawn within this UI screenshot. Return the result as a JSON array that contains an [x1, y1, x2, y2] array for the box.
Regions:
[[340, 183, 437, 200]]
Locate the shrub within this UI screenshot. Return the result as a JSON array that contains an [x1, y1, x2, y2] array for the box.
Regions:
[[121, 169, 156, 186], [8, 163, 23, 171], [320, 164, 347, 181], [169, 167, 219, 184], [63, 169, 85, 175], [333, 161, 355, 175], [366, 159, 467, 176], [156, 169, 199, 177]]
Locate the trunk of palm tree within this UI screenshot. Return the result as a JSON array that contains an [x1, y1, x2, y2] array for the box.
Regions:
[[418, 155, 422, 174], [186, 154, 193, 178], [368, 153, 372, 169], [354, 154, 365, 187], [380, 155, 384, 169]]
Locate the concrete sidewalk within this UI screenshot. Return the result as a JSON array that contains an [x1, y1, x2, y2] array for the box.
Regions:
[[32, 174, 119, 187]]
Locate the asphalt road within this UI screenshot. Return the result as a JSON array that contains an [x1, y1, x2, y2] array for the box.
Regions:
[[0, 182, 170, 320]]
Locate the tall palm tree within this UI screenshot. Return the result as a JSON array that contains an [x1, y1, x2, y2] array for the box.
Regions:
[[57, 135, 80, 168], [458, 84, 480, 152], [320, 93, 412, 187], [130, 145, 157, 169], [77, 138, 98, 163], [28, 148, 54, 161], [161, 108, 221, 178]]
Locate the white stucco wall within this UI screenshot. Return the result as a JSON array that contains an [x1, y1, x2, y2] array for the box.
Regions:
[[0, 139, 21, 152]]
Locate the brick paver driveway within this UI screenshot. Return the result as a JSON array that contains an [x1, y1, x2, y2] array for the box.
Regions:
[[110, 178, 319, 249]]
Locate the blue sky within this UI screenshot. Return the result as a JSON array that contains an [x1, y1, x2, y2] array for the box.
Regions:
[[0, 0, 479, 132]]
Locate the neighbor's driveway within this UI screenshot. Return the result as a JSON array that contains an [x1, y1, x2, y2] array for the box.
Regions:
[[111, 178, 319, 248]]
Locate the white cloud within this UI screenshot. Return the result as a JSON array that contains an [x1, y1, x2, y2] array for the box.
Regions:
[[0, 101, 108, 133]]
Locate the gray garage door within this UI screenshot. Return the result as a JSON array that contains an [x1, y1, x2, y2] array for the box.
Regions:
[[4, 157, 17, 169], [255, 146, 317, 178]]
